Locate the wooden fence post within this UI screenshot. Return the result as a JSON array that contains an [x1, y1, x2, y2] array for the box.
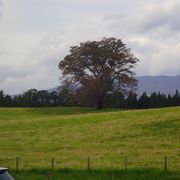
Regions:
[[124, 156, 128, 172], [164, 156, 168, 172], [16, 157, 19, 172], [87, 157, 90, 171], [52, 157, 55, 170]]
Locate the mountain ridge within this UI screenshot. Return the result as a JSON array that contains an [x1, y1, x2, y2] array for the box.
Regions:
[[136, 75, 180, 95], [49, 75, 180, 96]]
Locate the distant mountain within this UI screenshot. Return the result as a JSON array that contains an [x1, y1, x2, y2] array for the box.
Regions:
[[137, 75, 180, 95], [48, 87, 59, 93], [48, 75, 180, 96]]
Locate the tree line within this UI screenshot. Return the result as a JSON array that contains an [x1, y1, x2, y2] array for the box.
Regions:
[[0, 88, 180, 109]]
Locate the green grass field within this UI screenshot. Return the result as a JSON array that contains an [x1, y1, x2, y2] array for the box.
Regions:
[[0, 107, 179, 179]]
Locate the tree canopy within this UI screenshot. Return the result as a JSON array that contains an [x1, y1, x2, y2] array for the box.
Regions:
[[59, 37, 139, 109]]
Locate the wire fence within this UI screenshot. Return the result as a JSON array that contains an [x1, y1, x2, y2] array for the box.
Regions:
[[0, 155, 179, 172]]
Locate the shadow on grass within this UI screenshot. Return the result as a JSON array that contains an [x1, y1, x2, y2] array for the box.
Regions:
[[10, 168, 180, 180]]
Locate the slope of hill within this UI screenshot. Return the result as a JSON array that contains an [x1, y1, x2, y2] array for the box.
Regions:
[[48, 75, 180, 96], [0, 107, 179, 179], [137, 75, 180, 95]]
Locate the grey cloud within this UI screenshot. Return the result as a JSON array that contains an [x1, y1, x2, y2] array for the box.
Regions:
[[139, 1, 180, 32], [0, 0, 2, 19], [149, 43, 180, 75], [103, 0, 180, 76], [0, 62, 59, 94], [0, 51, 6, 56], [0, 31, 66, 94], [105, 0, 180, 35], [0, 66, 10, 83], [0, 65, 35, 84], [104, 14, 125, 21], [127, 39, 159, 55], [1, 0, 180, 94], [0, 25, 108, 94]]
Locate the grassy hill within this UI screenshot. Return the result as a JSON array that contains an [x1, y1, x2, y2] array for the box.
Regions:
[[0, 107, 179, 179]]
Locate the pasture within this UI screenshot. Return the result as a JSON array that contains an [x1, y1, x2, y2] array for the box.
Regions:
[[0, 107, 179, 179]]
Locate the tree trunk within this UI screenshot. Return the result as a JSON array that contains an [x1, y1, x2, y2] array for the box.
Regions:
[[96, 97, 104, 109]]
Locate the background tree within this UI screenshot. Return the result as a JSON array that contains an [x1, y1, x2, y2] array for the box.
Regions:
[[104, 92, 125, 108], [138, 92, 150, 109], [149, 92, 158, 108], [0, 88, 179, 108], [59, 37, 139, 109], [167, 94, 172, 107], [57, 87, 75, 106], [4, 95, 13, 107], [22, 89, 38, 107], [0, 90, 5, 107], [125, 91, 138, 109], [37, 90, 50, 107], [49, 91, 59, 106], [172, 90, 180, 106]]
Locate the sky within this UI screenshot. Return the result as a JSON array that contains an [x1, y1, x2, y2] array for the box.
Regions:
[[0, 0, 180, 94]]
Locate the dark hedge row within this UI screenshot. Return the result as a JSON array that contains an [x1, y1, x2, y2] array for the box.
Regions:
[[0, 89, 180, 109]]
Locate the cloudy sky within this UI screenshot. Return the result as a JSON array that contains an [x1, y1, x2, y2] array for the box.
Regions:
[[0, 0, 180, 94]]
